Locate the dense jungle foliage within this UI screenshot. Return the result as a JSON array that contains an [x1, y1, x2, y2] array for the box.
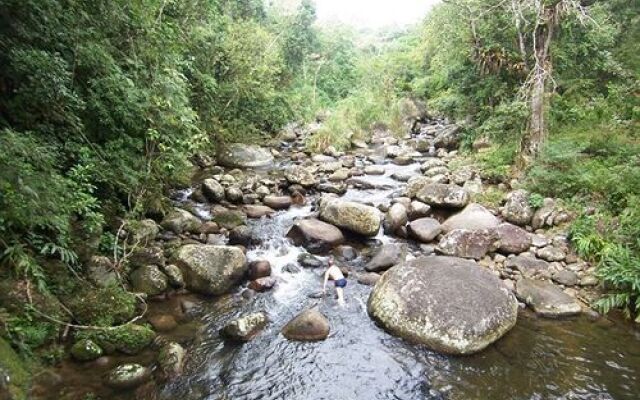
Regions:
[[0, 0, 638, 373]]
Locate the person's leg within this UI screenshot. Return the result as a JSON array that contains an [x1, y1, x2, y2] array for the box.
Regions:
[[336, 287, 345, 306]]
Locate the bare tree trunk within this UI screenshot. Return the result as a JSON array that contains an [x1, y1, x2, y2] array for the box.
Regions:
[[517, 2, 557, 169]]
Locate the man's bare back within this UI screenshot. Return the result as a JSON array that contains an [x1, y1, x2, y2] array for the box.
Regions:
[[323, 259, 347, 306]]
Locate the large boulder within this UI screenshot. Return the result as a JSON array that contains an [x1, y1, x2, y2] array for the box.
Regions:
[[408, 218, 442, 243], [365, 244, 406, 272], [436, 229, 498, 260], [174, 245, 247, 295], [286, 218, 345, 253], [263, 196, 292, 210], [220, 312, 268, 342], [502, 190, 534, 226], [282, 309, 330, 341], [515, 279, 582, 317], [218, 143, 274, 168], [495, 223, 531, 254], [441, 203, 500, 233], [319, 197, 381, 237], [368, 256, 518, 355], [415, 184, 469, 209]]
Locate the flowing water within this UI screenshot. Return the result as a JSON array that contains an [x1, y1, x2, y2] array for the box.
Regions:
[[36, 160, 640, 400]]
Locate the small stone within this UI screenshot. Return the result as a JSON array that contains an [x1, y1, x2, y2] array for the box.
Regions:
[[105, 364, 151, 390], [248, 260, 271, 280], [71, 339, 103, 361], [220, 312, 268, 342], [148, 315, 178, 332], [248, 277, 276, 292]]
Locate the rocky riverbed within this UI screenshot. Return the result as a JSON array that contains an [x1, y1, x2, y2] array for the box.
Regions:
[[28, 119, 640, 400]]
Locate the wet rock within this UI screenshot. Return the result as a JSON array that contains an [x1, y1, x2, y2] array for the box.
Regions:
[[364, 165, 385, 175], [316, 182, 347, 195], [495, 223, 531, 254], [282, 309, 330, 341], [436, 229, 498, 260], [221, 312, 268, 342], [408, 218, 442, 243], [333, 245, 358, 261], [319, 197, 381, 237], [199, 222, 220, 235], [105, 364, 151, 390], [420, 158, 446, 172], [86, 256, 118, 288], [515, 279, 582, 317], [162, 264, 185, 288], [365, 244, 406, 272], [286, 218, 345, 253], [175, 244, 247, 295], [441, 203, 500, 233], [130, 265, 168, 296], [552, 270, 579, 286], [148, 315, 178, 332], [248, 277, 276, 292], [228, 225, 253, 247], [161, 208, 202, 234], [415, 184, 469, 209], [285, 166, 317, 187], [212, 210, 246, 230], [298, 253, 324, 268], [71, 339, 103, 361], [158, 342, 186, 380], [202, 179, 225, 202], [218, 144, 274, 168], [504, 254, 549, 277], [357, 272, 381, 286], [502, 190, 533, 226], [248, 260, 271, 280], [384, 203, 408, 234], [243, 205, 275, 218], [391, 171, 413, 182], [263, 195, 292, 210], [537, 246, 566, 262], [407, 201, 431, 220], [368, 256, 518, 354]]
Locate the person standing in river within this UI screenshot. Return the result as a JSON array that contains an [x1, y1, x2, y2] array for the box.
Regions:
[[322, 257, 347, 306]]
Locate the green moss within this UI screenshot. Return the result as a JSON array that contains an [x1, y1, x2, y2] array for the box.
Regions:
[[213, 210, 247, 230], [64, 285, 137, 326], [76, 324, 155, 355], [0, 336, 30, 400], [472, 186, 506, 209]]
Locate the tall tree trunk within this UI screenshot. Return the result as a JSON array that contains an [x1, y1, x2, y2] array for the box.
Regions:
[[517, 3, 558, 169]]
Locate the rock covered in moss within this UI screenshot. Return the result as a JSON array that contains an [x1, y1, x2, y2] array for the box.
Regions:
[[105, 363, 151, 389], [161, 208, 202, 234], [130, 265, 168, 296], [65, 285, 137, 326], [78, 324, 155, 355], [0, 337, 29, 400], [127, 219, 160, 245], [71, 339, 103, 361], [212, 210, 247, 230]]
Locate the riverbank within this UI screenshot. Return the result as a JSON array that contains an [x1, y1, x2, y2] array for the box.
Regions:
[[5, 117, 640, 400]]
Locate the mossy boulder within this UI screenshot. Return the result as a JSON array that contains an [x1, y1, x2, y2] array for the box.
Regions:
[[174, 244, 247, 295], [64, 285, 137, 326], [70, 339, 103, 361], [212, 210, 247, 230], [105, 363, 151, 389], [0, 337, 29, 400], [318, 197, 381, 237], [130, 265, 168, 296], [77, 324, 155, 355]]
